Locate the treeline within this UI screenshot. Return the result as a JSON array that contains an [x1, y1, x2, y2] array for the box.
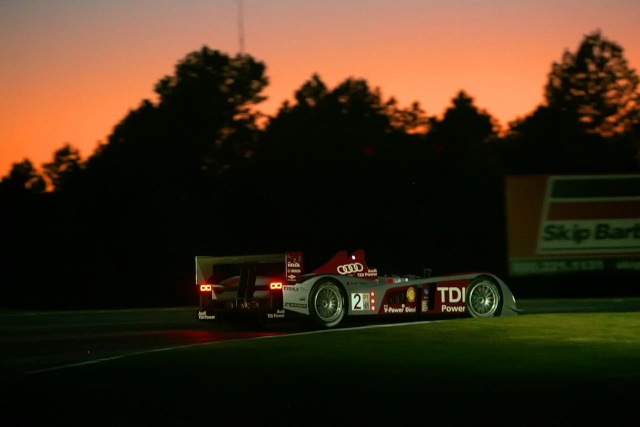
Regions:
[[1, 31, 639, 309]]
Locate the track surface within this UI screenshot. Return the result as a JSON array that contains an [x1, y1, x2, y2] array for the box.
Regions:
[[2, 298, 640, 378]]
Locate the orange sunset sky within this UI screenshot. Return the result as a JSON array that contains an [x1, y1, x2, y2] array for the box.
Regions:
[[1, 0, 639, 178]]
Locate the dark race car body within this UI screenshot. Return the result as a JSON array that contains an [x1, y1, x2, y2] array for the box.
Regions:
[[196, 249, 519, 328]]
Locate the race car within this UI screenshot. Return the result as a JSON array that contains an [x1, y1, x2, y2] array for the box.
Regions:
[[196, 249, 519, 328]]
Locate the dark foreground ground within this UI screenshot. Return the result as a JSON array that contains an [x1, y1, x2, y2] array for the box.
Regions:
[[5, 309, 639, 427], [10, 363, 638, 426]]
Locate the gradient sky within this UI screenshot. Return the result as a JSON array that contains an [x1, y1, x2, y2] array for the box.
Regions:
[[1, 0, 639, 178]]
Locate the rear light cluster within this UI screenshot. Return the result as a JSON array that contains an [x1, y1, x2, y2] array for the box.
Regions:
[[370, 291, 376, 311], [269, 281, 283, 290], [199, 281, 283, 293]]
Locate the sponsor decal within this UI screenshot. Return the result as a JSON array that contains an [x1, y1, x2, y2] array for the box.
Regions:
[[437, 287, 466, 303], [406, 287, 416, 303], [441, 305, 466, 313], [514, 259, 605, 275], [286, 252, 303, 284], [506, 174, 640, 276], [285, 302, 307, 308], [197, 311, 216, 320], [283, 286, 298, 291], [337, 263, 364, 274], [536, 176, 640, 255], [360, 268, 378, 278], [421, 288, 429, 311], [616, 260, 640, 270], [382, 304, 417, 314], [350, 292, 371, 311], [540, 221, 640, 252], [337, 263, 378, 279], [267, 309, 286, 319], [509, 257, 640, 275]]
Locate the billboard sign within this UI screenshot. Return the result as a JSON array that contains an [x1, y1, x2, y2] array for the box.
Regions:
[[505, 174, 640, 276]]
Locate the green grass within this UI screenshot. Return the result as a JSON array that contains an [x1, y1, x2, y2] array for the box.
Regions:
[[163, 313, 640, 379], [11, 313, 640, 425]]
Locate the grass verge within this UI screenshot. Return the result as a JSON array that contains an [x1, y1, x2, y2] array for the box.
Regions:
[[10, 313, 640, 425]]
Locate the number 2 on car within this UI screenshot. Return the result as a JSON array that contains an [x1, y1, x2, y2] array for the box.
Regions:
[[351, 292, 371, 311]]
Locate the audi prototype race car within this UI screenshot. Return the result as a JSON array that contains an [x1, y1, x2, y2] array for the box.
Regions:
[[196, 249, 519, 328]]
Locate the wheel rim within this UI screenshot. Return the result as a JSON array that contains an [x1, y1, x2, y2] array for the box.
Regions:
[[468, 280, 499, 317], [314, 284, 343, 323]]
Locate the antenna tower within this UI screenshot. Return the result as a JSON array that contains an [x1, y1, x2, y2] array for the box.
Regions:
[[238, 0, 245, 54]]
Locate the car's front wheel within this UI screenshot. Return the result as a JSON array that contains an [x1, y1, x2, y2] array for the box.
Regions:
[[466, 277, 502, 318], [309, 279, 346, 328]]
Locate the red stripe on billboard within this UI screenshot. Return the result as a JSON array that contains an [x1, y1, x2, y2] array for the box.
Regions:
[[547, 201, 640, 220]]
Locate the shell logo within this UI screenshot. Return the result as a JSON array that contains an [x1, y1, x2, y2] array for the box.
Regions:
[[406, 287, 416, 303]]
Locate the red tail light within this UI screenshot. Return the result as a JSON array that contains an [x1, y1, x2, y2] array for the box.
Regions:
[[269, 281, 283, 290], [200, 284, 212, 292]]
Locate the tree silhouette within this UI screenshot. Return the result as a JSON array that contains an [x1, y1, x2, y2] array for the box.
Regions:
[[42, 144, 83, 192], [427, 91, 498, 162], [383, 99, 429, 135], [255, 74, 435, 269], [3, 33, 639, 310], [0, 159, 50, 307], [545, 30, 639, 139], [0, 159, 46, 194], [260, 74, 431, 174], [23, 47, 272, 309], [261, 74, 397, 169], [422, 91, 504, 272], [89, 47, 268, 183], [506, 31, 640, 173], [153, 48, 267, 174]]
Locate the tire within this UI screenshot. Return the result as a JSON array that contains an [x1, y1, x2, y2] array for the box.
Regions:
[[466, 277, 502, 318], [309, 279, 346, 328]]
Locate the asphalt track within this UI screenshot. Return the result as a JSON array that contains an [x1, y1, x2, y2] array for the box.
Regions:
[[2, 297, 640, 378]]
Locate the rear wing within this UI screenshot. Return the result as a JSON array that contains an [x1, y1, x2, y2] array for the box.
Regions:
[[195, 252, 303, 285]]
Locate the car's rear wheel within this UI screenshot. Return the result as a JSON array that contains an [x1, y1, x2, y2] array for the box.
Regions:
[[466, 277, 501, 318], [309, 279, 346, 328]]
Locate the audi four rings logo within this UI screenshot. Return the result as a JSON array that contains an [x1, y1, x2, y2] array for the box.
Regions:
[[337, 263, 364, 274]]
